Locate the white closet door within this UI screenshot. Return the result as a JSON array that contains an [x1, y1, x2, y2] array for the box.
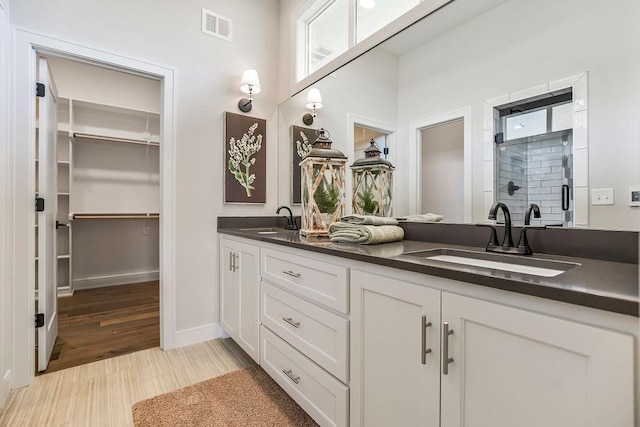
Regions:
[[37, 57, 59, 372]]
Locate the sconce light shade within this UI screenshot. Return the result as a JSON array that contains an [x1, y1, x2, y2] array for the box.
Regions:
[[305, 88, 323, 109], [303, 88, 323, 125], [238, 69, 260, 112], [240, 69, 261, 94]]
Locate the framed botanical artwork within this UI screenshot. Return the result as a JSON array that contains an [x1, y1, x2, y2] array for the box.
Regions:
[[291, 125, 316, 204], [224, 112, 267, 204]]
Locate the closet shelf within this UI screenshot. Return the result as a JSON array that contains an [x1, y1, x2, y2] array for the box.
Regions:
[[73, 132, 160, 148], [72, 213, 160, 220]]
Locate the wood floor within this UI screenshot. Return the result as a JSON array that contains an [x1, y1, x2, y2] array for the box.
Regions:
[[1, 339, 254, 426], [40, 281, 160, 374]]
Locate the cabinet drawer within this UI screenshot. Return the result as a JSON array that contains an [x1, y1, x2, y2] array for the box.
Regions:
[[261, 248, 349, 313], [262, 281, 349, 382], [261, 326, 349, 427]]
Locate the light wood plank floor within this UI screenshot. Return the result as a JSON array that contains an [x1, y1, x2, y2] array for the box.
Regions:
[[1, 338, 254, 426], [41, 281, 160, 374]]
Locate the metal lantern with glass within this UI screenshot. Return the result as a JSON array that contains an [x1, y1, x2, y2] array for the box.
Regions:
[[351, 139, 394, 217], [299, 129, 347, 237]]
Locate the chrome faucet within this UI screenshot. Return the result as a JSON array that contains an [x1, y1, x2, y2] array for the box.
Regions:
[[276, 206, 298, 230]]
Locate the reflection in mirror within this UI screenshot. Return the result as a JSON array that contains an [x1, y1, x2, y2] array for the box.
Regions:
[[279, 0, 640, 231]]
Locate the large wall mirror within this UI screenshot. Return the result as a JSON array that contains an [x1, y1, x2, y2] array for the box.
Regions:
[[278, 0, 640, 231]]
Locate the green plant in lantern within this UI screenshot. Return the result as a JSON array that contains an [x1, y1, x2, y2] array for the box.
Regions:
[[314, 179, 340, 213], [357, 186, 379, 215]]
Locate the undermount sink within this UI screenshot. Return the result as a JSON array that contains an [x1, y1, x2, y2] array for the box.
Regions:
[[402, 248, 579, 277], [239, 227, 287, 235]]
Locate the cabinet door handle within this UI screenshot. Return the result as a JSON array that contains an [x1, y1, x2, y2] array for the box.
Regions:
[[282, 270, 301, 278], [282, 369, 300, 384], [421, 315, 432, 365], [442, 322, 454, 375], [231, 253, 239, 272], [229, 252, 234, 272], [282, 317, 301, 328]]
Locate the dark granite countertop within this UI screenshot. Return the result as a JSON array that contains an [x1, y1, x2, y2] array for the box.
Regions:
[[218, 226, 639, 317]]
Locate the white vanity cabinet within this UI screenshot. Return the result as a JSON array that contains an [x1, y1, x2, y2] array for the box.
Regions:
[[259, 246, 350, 427], [440, 292, 635, 427], [350, 269, 636, 427], [350, 269, 442, 427], [219, 237, 260, 362]]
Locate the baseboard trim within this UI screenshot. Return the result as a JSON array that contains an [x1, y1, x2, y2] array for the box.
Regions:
[[173, 323, 224, 348], [73, 271, 159, 290]]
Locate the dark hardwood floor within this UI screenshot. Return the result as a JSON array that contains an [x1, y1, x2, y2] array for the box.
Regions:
[[39, 281, 160, 375]]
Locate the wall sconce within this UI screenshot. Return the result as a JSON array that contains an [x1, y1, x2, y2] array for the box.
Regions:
[[238, 69, 261, 113], [302, 88, 323, 125]]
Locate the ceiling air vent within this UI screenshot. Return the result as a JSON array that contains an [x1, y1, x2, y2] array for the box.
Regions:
[[201, 8, 232, 42]]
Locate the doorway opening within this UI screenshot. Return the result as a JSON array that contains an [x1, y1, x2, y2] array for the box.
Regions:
[[419, 119, 465, 222], [34, 55, 161, 374]]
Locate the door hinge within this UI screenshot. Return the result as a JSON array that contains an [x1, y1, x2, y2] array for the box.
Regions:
[[494, 132, 504, 144], [35, 313, 45, 328], [36, 83, 45, 98], [35, 197, 45, 212]]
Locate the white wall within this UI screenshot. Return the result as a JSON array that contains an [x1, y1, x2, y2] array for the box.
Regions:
[[396, 0, 640, 229], [420, 120, 464, 222], [278, 0, 305, 103], [277, 46, 398, 209], [10, 0, 280, 346], [47, 56, 161, 113], [0, 0, 12, 409]]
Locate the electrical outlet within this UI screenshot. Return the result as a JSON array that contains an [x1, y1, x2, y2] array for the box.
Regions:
[[630, 187, 640, 207], [142, 219, 150, 235], [591, 188, 614, 206]]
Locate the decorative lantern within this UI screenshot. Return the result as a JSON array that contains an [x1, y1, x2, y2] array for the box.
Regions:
[[351, 139, 394, 217], [299, 129, 347, 237]]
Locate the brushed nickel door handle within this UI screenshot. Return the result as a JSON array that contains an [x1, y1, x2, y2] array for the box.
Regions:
[[282, 317, 301, 328], [442, 322, 454, 375], [229, 252, 234, 272], [421, 315, 432, 365], [282, 369, 300, 384]]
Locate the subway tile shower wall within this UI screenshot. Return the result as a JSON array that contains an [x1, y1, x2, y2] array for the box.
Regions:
[[497, 134, 572, 226]]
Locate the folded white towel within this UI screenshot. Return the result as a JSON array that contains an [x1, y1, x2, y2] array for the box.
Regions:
[[329, 223, 404, 245], [400, 213, 443, 223], [340, 214, 399, 226]]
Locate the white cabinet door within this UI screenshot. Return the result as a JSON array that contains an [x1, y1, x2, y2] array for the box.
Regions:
[[220, 238, 260, 362], [441, 292, 635, 427], [350, 270, 441, 427]]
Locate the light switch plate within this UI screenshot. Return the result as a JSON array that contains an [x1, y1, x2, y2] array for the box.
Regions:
[[591, 188, 614, 206], [630, 187, 640, 207]]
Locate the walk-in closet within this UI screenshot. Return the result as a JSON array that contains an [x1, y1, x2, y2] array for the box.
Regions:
[[34, 56, 161, 373]]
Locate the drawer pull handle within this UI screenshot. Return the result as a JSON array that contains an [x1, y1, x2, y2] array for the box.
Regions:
[[282, 317, 301, 328], [442, 322, 454, 375], [282, 369, 300, 384], [283, 270, 301, 278], [421, 315, 432, 365]]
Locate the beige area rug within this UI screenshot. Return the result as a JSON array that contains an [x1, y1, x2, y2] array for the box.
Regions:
[[132, 365, 318, 426]]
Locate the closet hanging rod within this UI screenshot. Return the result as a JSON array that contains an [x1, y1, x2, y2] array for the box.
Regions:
[[72, 213, 160, 220], [73, 132, 160, 147]]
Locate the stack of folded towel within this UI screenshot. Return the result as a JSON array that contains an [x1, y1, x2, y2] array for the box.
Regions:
[[329, 215, 404, 245], [398, 213, 443, 223]]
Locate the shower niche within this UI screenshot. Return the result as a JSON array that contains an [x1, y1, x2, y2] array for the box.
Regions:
[[494, 92, 574, 227]]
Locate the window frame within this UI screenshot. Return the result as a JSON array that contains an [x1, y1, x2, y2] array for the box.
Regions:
[[291, 0, 452, 96]]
